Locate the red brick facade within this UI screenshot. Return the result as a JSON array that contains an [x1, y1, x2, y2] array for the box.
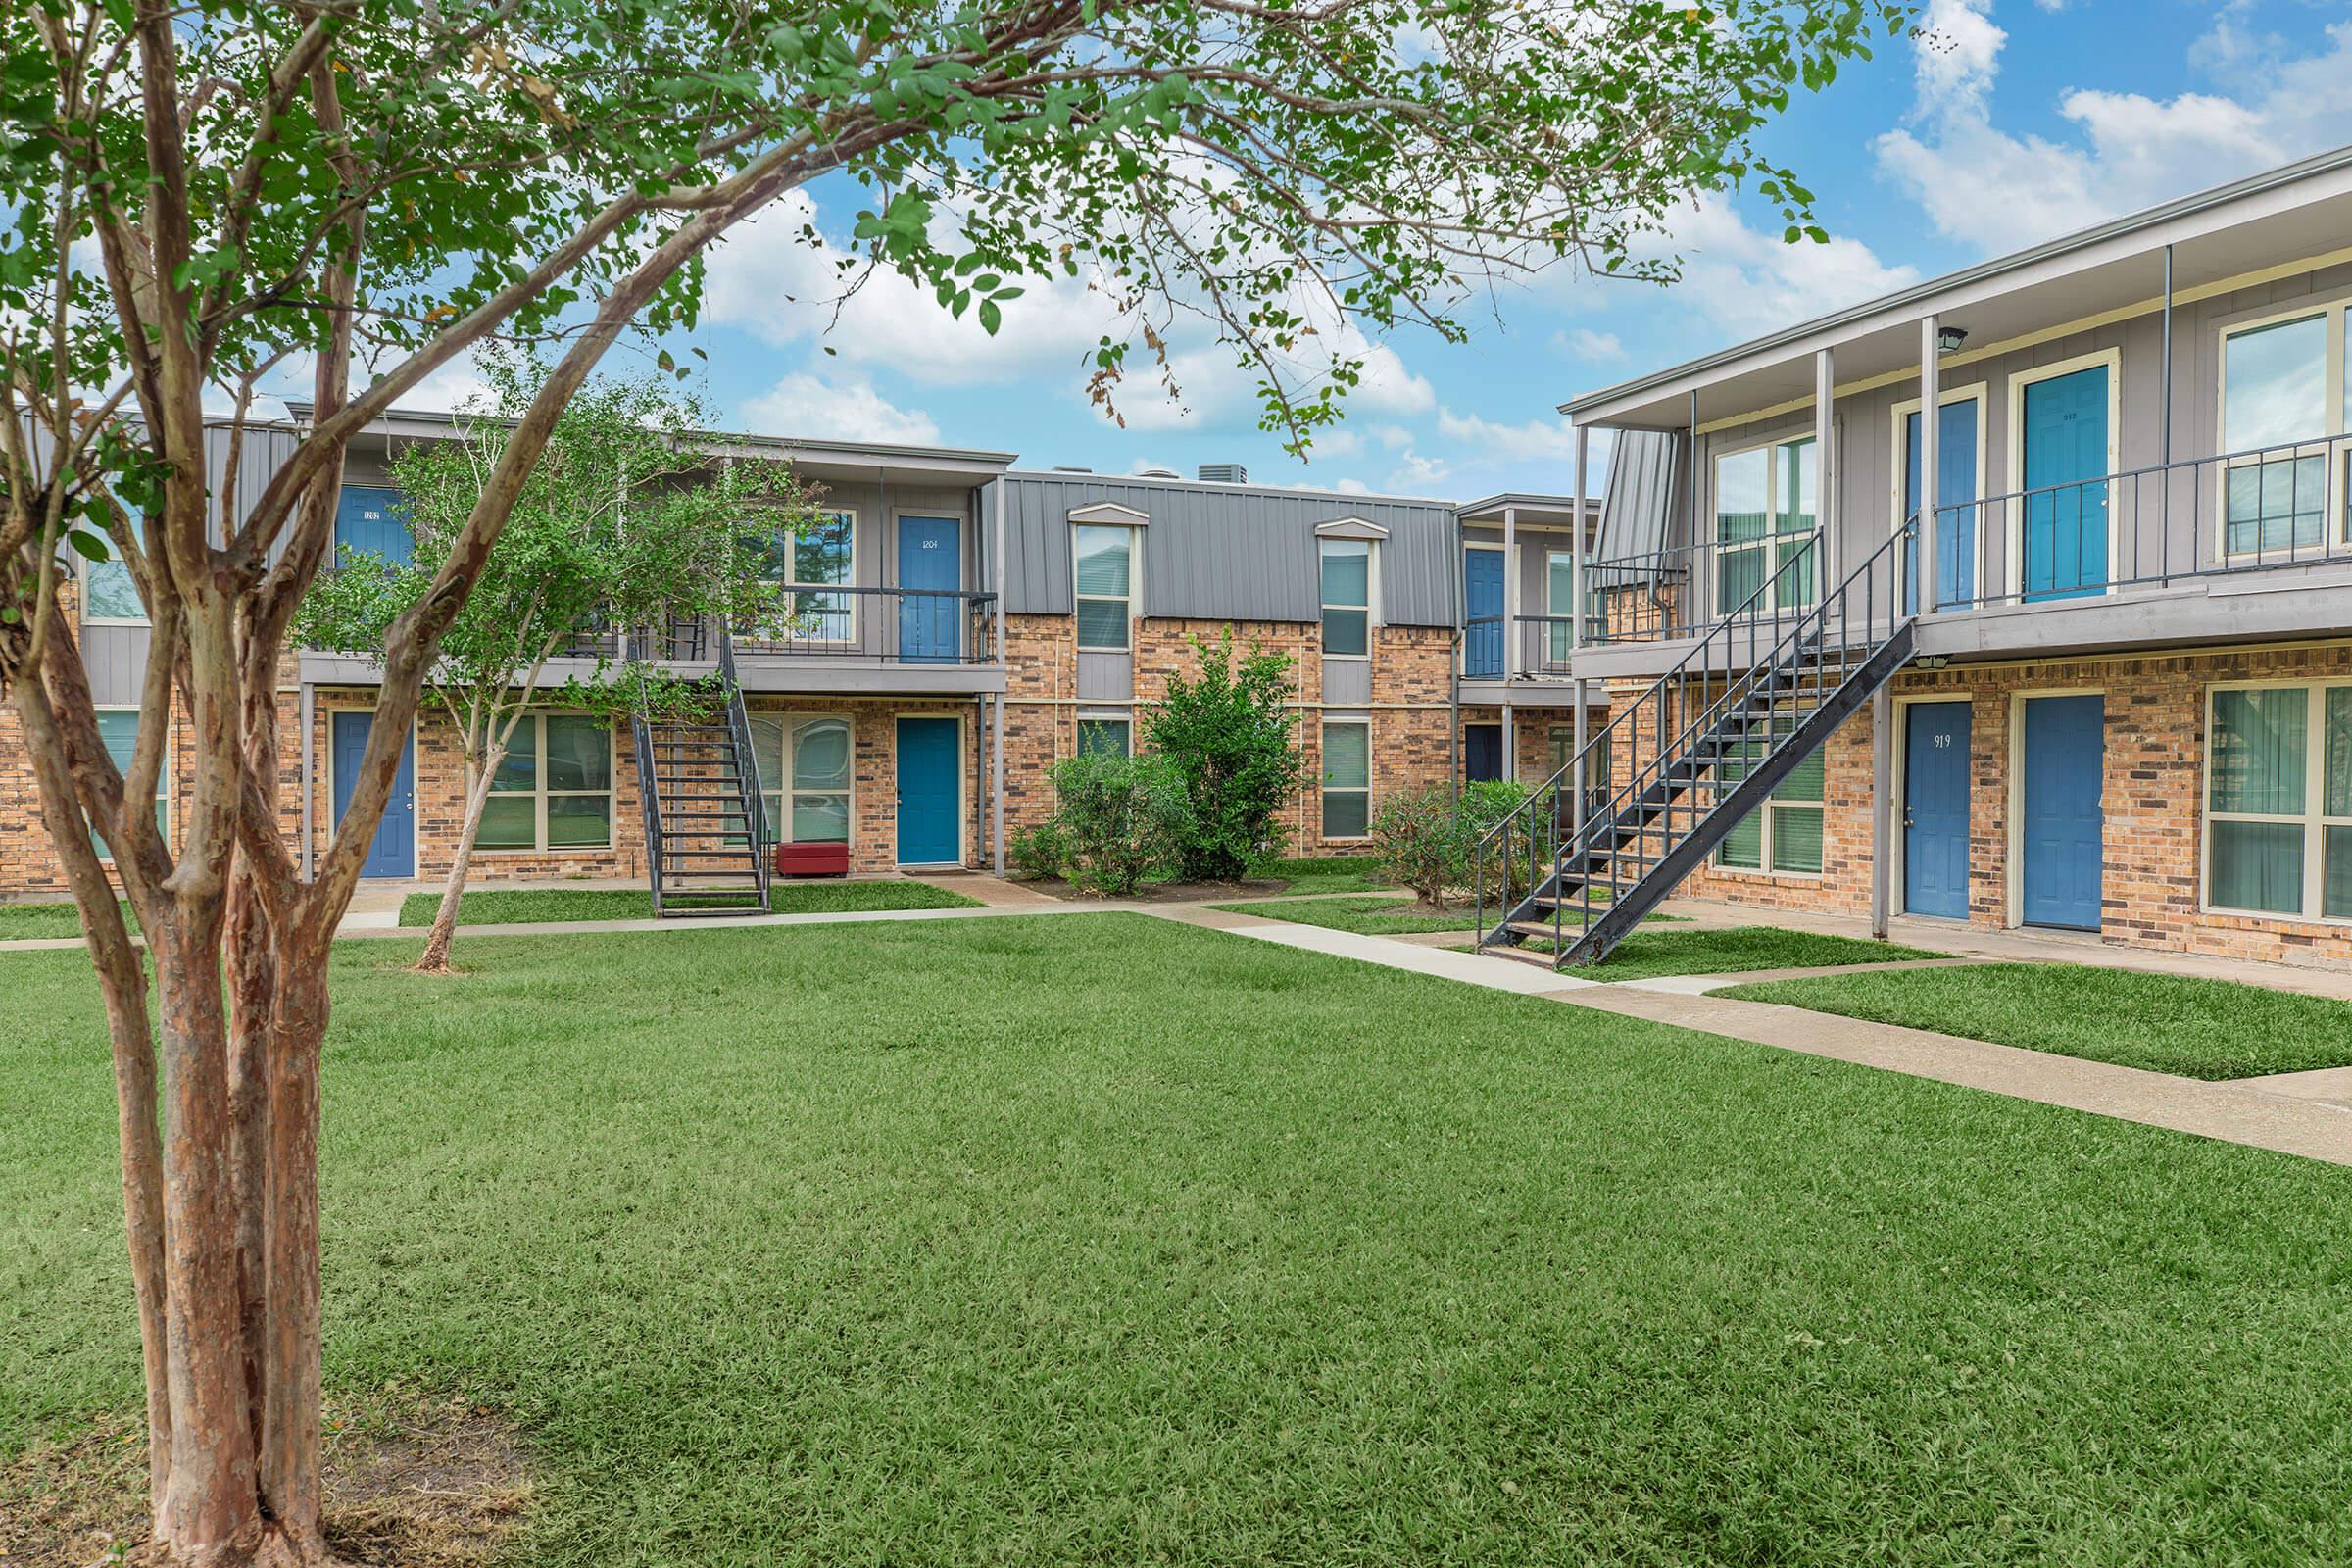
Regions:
[[1592, 639, 2352, 966], [996, 612, 1457, 857]]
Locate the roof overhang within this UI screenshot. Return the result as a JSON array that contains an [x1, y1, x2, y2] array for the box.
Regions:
[[1562, 143, 2352, 432], [287, 401, 1019, 487]]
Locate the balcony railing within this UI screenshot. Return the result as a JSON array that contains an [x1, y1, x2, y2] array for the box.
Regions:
[[730, 585, 999, 664], [1913, 431, 2352, 612], [1582, 530, 1826, 647], [549, 588, 1000, 666]]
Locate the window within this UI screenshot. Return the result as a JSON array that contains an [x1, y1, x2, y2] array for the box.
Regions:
[[81, 558, 145, 623], [1717, 744, 1824, 874], [479, 714, 612, 851], [1545, 549, 1576, 665], [93, 708, 168, 860], [1074, 525, 1133, 651], [2221, 311, 2334, 555], [1320, 539, 1370, 657], [1321, 720, 1370, 838], [757, 510, 857, 635], [1714, 436, 1817, 614], [748, 714, 853, 846], [2207, 684, 2352, 919], [1077, 717, 1132, 758]]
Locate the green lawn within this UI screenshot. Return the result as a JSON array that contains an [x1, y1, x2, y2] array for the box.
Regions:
[[1722, 960, 2352, 1080], [0, 900, 128, 940], [1455, 925, 1943, 981], [1245, 854, 1396, 896], [9, 916, 2352, 1563], [396, 879, 981, 926], [1212, 894, 1683, 939], [1204, 892, 1473, 935]]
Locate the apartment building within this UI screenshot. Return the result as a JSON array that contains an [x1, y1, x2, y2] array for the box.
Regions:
[[2, 425, 1581, 906], [1504, 146, 2352, 969]]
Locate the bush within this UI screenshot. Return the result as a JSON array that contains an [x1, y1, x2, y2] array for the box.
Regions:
[[1371, 780, 1558, 909], [1144, 630, 1305, 881], [1369, 785, 1471, 909], [1007, 822, 1068, 881], [1048, 752, 1194, 896]]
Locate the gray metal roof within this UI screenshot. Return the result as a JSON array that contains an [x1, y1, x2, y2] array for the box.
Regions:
[[1559, 142, 2352, 418]]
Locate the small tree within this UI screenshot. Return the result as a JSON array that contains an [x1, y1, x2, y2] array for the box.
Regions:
[[298, 359, 808, 972], [1371, 784, 1472, 909], [1145, 631, 1305, 880], [1049, 752, 1193, 896]]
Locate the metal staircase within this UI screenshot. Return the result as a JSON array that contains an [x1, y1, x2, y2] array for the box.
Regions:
[[1474, 518, 1919, 969], [632, 628, 771, 917]]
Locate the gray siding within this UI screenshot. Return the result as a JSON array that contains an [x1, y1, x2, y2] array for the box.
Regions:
[[991, 473, 1457, 626], [1076, 651, 1132, 701], [1592, 429, 1688, 561], [1321, 659, 1371, 705]]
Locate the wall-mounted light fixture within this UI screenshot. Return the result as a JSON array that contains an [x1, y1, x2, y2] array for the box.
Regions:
[[1936, 325, 1969, 355]]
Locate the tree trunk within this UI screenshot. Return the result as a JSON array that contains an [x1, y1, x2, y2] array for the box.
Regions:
[[415, 750, 502, 974]]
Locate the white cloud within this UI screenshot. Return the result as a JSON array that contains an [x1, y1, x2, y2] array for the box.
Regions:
[[741, 372, 941, 445], [1626, 194, 1920, 334], [1434, 407, 1579, 463], [1875, 10, 2352, 255], [1553, 327, 1625, 363]]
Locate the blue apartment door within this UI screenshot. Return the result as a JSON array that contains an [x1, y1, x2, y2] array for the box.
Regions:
[[2021, 367, 2109, 601], [898, 516, 961, 662], [896, 717, 960, 864], [330, 710, 415, 878], [1463, 549, 1503, 677], [2020, 694, 2104, 931], [1903, 400, 1980, 612], [1902, 701, 1972, 918], [334, 484, 411, 565]]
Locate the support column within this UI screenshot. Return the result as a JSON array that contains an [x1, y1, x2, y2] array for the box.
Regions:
[[1570, 425, 1592, 832], [1919, 315, 1941, 612], [990, 479, 1007, 874], [1813, 348, 1836, 589], [1501, 502, 1519, 781], [1870, 685, 1892, 940]]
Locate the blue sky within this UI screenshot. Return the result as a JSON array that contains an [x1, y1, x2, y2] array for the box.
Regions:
[[409, 0, 2352, 501]]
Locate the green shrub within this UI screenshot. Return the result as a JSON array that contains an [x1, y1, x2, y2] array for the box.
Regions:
[[1144, 630, 1305, 880], [1460, 780, 1560, 903], [1369, 785, 1470, 909], [1008, 822, 1069, 881], [1048, 752, 1194, 896]]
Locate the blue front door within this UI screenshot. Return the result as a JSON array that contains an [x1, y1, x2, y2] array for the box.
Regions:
[[334, 485, 411, 565], [2021, 694, 2104, 931], [1902, 700, 1972, 918], [2021, 367, 2109, 601], [897, 516, 961, 662], [1903, 399, 1980, 612], [1463, 549, 1503, 677], [330, 710, 415, 878], [895, 717, 960, 864]]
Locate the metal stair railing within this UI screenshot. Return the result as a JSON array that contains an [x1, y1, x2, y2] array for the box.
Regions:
[[1473, 517, 1918, 967], [631, 713, 667, 918], [715, 626, 772, 913]]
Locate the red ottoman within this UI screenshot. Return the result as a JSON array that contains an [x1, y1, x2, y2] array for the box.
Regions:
[[774, 842, 851, 878]]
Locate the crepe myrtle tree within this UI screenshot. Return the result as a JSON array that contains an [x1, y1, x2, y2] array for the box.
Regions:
[[0, 0, 1908, 1558], [296, 357, 808, 975]]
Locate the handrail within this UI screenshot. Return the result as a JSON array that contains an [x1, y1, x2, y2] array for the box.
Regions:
[[631, 716, 666, 917], [1473, 514, 1918, 961], [716, 627, 772, 911]]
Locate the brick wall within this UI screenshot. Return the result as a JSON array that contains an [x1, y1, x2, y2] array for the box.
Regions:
[[997, 613, 1456, 858], [1592, 640, 2352, 966]]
